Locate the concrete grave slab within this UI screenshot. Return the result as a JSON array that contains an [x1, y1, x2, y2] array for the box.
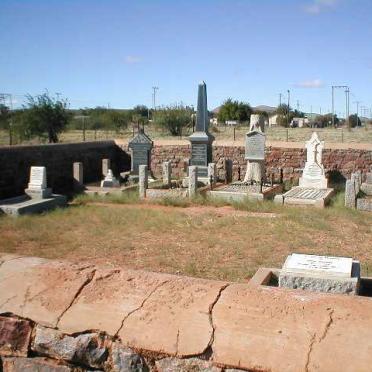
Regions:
[[118, 277, 229, 357], [0, 256, 95, 328], [58, 269, 174, 335]]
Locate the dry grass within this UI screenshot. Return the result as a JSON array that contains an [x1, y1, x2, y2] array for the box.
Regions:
[[1, 125, 371, 146], [1, 194, 371, 282]]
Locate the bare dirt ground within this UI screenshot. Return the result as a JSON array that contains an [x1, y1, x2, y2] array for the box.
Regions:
[[1, 201, 371, 282]]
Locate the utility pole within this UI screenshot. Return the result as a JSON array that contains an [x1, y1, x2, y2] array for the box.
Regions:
[[152, 86, 159, 110], [279, 93, 282, 106], [345, 87, 350, 128], [354, 100, 361, 127], [287, 90, 290, 127], [331, 85, 348, 127], [296, 100, 300, 111]]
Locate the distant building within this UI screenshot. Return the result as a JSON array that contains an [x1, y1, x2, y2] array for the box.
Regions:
[[268, 114, 279, 127], [291, 117, 309, 128]]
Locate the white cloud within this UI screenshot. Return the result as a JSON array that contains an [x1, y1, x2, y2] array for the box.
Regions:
[[294, 79, 324, 88], [124, 55, 142, 64], [304, 0, 338, 14]]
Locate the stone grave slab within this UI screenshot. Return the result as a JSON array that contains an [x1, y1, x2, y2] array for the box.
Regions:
[[25, 166, 51, 199], [279, 253, 360, 295], [280, 186, 334, 208]]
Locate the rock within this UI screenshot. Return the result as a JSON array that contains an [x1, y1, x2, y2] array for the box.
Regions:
[[2, 357, 76, 372], [108, 342, 148, 372], [0, 316, 32, 357], [155, 357, 221, 372], [32, 326, 107, 369]]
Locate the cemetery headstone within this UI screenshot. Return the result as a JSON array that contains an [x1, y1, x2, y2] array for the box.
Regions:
[[208, 163, 217, 185], [345, 179, 356, 208], [139, 165, 148, 199], [25, 166, 51, 199], [188, 166, 198, 198], [361, 172, 372, 196], [101, 169, 120, 188], [225, 159, 233, 184], [128, 129, 153, 175], [102, 159, 111, 177], [162, 161, 172, 187], [279, 253, 360, 295], [244, 114, 266, 183], [299, 132, 328, 188], [188, 81, 214, 178], [73, 162, 84, 190]]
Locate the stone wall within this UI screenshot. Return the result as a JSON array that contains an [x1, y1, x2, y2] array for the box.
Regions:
[[0, 141, 130, 199], [0, 315, 229, 372], [145, 144, 372, 183]]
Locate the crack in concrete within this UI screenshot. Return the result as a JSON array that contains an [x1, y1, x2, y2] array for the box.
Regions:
[[55, 269, 96, 328], [115, 279, 171, 337], [318, 309, 334, 343], [205, 283, 230, 356], [305, 308, 335, 372], [305, 332, 316, 372]]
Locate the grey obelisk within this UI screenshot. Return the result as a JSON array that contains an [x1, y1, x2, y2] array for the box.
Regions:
[[188, 81, 214, 178]]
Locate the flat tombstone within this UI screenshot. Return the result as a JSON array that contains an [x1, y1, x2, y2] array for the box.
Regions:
[[279, 253, 360, 295], [245, 131, 265, 161], [128, 130, 153, 175], [283, 253, 353, 278]]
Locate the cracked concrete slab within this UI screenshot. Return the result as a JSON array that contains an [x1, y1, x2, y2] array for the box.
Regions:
[[212, 284, 336, 372], [58, 269, 175, 335], [118, 276, 229, 357], [0, 256, 95, 328], [308, 297, 372, 372]]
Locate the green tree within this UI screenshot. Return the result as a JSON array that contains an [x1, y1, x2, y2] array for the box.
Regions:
[[314, 114, 338, 128], [348, 114, 361, 128], [154, 105, 192, 136], [21, 93, 71, 143], [217, 99, 252, 123], [0, 104, 10, 130]]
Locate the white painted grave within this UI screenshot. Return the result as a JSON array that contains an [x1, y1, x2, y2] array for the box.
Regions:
[[299, 132, 328, 188]]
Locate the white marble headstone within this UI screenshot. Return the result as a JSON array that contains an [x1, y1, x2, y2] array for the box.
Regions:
[[299, 132, 328, 189], [282, 253, 353, 278], [28, 166, 47, 190]]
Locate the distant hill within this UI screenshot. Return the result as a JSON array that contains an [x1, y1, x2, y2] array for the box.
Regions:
[[252, 105, 277, 114]]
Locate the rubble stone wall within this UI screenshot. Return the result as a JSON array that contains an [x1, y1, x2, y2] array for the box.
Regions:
[[144, 144, 372, 183]]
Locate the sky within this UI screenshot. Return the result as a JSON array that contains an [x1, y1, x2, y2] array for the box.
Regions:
[[1, 0, 372, 117]]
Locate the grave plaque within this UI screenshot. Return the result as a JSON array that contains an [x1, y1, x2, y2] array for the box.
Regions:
[[191, 143, 207, 166], [283, 253, 352, 278], [245, 131, 265, 161], [128, 130, 153, 175], [279, 253, 360, 295]]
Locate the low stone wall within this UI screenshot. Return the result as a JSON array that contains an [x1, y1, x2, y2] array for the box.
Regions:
[[2, 254, 372, 372], [145, 144, 372, 183], [0, 141, 130, 199]]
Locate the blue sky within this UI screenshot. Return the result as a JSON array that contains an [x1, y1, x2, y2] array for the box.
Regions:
[[1, 0, 371, 116]]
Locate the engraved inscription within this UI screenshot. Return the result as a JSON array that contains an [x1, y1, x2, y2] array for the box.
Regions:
[[245, 132, 265, 160]]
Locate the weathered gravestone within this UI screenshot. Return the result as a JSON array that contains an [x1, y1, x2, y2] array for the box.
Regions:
[[277, 132, 334, 207], [162, 161, 172, 187], [244, 115, 266, 183], [279, 253, 360, 295], [128, 129, 153, 175], [101, 169, 120, 188], [0, 166, 66, 216], [299, 132, 328, 188], [25, 166, 51, 199], [188, 81, 214, 178]]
